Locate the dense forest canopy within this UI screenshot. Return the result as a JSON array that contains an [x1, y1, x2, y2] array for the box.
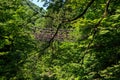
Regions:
[[0, 0, 120, 80]]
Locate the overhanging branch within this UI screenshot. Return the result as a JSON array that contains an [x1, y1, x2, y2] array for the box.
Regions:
[[69, 0, 95, 22], [37, 0, 95, 55], [38, 22, 62, 57], [81, 0, 111, 65]]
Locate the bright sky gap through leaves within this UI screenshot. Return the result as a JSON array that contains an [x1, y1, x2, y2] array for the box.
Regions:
[[29, 0, 46, 9]]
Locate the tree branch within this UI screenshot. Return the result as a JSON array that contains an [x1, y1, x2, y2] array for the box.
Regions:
[[39, 23, 62, 57], [37, 0, 95, 55], [81, 0, 111, 65], [69, 0, 95, 22]]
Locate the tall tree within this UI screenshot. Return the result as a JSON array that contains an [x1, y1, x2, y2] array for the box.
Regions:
[[0, 0, 39, 79]]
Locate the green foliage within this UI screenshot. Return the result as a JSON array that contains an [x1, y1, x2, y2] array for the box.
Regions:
[[0, 0, 38, 79], [37, 0, 120, 79], [0, 0, 120, 80]]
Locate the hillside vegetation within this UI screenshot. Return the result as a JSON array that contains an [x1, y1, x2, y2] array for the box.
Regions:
[[0, 0, 120, 80]]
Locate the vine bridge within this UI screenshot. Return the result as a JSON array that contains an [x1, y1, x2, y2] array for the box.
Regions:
[[33, 27, 74, 41]]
